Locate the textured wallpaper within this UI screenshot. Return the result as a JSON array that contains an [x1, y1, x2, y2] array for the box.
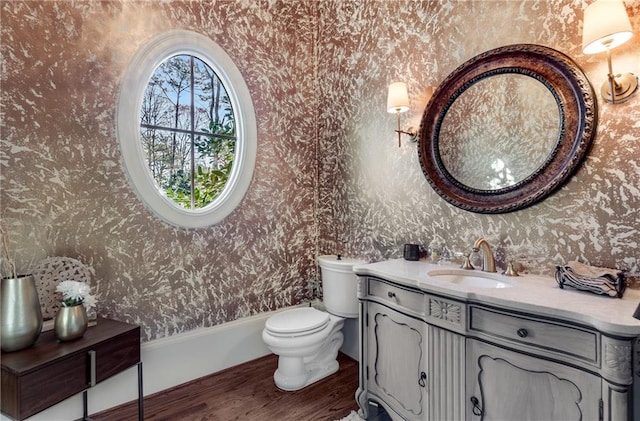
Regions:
[[317, 0, 640, 286], [1, 0, 319, 341], [2, 0, 639, 342]]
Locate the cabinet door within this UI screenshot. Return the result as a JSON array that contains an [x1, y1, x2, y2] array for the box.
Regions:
[[466, 339, 601, 421], [366, 302, 427, 419]]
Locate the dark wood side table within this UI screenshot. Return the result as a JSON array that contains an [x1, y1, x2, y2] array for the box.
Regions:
[[1, 318, 142, 421]]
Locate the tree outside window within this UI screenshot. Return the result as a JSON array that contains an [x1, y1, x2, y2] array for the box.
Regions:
[[140, 55, 236, 210]]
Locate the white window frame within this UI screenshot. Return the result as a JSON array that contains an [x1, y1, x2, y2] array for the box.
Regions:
[[117, 30, 256, 228]]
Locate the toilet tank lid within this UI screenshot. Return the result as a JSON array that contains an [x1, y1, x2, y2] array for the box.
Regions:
[[318, 255, 365, 270], [265, 307, 329, 334]]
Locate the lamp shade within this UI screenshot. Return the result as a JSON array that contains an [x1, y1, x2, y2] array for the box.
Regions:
[[582, 0, 633, 54], [387, 82, 410, 113]]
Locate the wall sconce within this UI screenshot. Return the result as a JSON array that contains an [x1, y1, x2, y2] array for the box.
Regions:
[[387, 82, 417, 147], [582, 0, 638, 103]]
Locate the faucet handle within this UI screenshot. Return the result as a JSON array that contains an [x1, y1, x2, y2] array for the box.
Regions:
[[461, 252, 475, 270], [503, 259, 520, 277]]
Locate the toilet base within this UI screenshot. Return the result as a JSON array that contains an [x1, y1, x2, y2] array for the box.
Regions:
[[272, 327, 344, 391], [274, 358, 340, 391]]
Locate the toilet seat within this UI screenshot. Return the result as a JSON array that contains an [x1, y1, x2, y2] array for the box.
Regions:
[[265, 307, 330, 337]]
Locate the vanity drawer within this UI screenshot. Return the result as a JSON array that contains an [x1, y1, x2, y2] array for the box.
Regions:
[[367, 278, 424, 316], [469, 306, 599, 363]]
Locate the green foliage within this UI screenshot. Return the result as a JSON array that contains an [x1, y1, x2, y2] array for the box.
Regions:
[[165, 158, 233, 209], [165, 119, 236, 209]]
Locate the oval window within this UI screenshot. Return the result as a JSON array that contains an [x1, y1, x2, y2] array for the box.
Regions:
[[117, 30, 256, 228]]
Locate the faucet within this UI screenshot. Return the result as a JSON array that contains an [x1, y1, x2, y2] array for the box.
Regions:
[[473, 238, 497, 273]]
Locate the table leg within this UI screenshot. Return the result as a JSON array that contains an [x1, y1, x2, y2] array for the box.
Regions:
[[138, 361, 144, 421], [83, 390, 92, 420]]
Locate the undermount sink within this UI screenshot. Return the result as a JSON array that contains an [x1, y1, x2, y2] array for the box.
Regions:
[[427, 269, 516, 288]]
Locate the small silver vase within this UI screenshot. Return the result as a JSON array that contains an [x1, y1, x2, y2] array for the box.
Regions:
[[1, 274, 43, 352], [55, 304, 88, 341]]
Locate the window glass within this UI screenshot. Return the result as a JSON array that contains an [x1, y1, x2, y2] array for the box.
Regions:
[[141, 55, 236, 210], [117, 30, 256, 228]]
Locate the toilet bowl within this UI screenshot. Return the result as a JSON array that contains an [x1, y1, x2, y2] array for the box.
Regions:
[[262, 255, 363, 391]]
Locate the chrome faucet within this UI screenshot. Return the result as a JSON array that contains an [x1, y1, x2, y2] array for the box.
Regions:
[[473, 238, 497, 273]]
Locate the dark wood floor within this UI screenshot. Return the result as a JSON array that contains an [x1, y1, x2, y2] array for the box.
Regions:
[[91, 352, 361, 421]]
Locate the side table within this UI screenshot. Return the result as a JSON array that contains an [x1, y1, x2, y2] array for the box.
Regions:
[[1, 318, 142, 420]]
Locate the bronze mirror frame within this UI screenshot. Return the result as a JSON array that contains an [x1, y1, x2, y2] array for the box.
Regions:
[[418, 44, 597, 214]]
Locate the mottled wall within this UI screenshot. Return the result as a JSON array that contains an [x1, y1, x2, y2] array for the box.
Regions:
[[1, 0, 319, 341], [2, 0, 640, 343], [317, 0, 640, 282]]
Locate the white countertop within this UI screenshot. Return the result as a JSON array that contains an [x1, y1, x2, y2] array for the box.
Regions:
[[353, 258, 640, 337]]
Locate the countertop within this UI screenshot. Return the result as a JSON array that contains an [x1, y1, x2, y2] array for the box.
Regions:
[[353, 259, 640, 337]]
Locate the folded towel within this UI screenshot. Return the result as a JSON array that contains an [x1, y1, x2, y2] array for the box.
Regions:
[[566, 261, 622, 279], [555, 262, 625, 298]]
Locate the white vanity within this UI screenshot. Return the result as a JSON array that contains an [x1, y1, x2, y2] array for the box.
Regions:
[[354, 259, 640, 421]]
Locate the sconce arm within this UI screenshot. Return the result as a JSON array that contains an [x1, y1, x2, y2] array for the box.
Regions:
[[395, 127, 418, 143], [602, 48, 638, 104]]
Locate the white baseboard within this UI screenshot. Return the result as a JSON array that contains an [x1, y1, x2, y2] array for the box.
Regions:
[[3, 303, 359, 421]]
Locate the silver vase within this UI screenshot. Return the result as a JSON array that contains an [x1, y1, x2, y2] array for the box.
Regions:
[[1, 274, 43, 352], [55, 304, 88, 341]]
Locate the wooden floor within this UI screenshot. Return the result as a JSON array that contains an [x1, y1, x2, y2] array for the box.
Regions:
[[91, 353, 360, 421]]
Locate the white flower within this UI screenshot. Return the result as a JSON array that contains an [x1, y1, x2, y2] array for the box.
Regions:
[[56, 280, 96, 309], [82, 294, 97, 311]]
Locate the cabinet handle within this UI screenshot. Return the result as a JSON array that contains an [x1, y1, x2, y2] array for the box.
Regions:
[[387, 291, 396, 298], [418, 371, 427, 387], [470, 396, 483, 416], [517, 328, 529, 338], [88, 350, 96, 387]]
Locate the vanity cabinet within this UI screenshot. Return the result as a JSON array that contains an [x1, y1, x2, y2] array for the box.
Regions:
[[358, 277, 466, 420], [365, 301, 427, 419], [356, 266, 639, 421], [467, 303, 636, 421], [466, 339, 601, 420]]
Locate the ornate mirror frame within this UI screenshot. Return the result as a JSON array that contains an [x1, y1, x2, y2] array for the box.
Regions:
[[418, 44, 597, 214]]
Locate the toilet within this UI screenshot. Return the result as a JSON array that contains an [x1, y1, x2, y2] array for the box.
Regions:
[[262, 255, 363, 391]]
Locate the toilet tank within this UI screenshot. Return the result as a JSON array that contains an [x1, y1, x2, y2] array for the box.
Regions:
[[318, 255, 364, 318]]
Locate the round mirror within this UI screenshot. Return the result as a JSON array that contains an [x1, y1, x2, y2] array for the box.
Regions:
[[439, 74, 560, 191], [418, 44, 597, 213]]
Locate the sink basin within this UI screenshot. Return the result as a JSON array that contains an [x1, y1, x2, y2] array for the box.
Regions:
[[427, 269, 516, 288]]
